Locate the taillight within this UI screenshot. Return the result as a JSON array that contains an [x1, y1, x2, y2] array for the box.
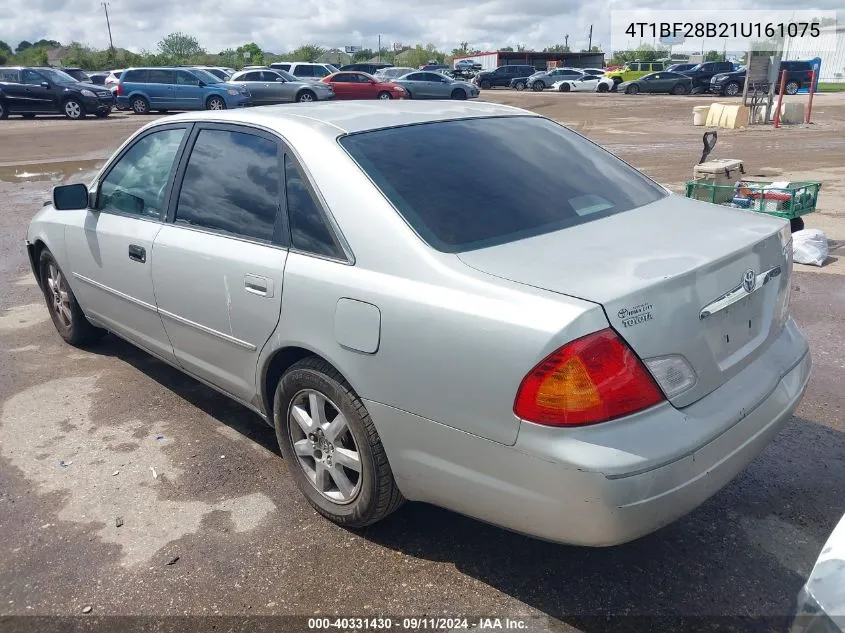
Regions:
[[514, 329, 664, 427], [116, 84, 122, 95]]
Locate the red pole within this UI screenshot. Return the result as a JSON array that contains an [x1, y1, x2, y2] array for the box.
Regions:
[[773, 70, 787, 128], [806, 69, 816, 124]]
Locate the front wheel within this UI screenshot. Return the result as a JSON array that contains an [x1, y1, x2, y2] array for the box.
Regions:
[[296, 90, 315, 103], [532, 81, 545, 92], [0, 100, 7, 119], [670, 83, 689, 95], [38, 249, 104, 346], [790, 217, 805, 232], [514, 81, 526, 91], [131, 96, 150, 115], [479, 80, 491, 90], [377, 91, 391, 100], [95, 110, 111, 118], [451, 88, 466, 100], [558, 83, 570, 92], [206, 96, 226, 110], [725, 82, 741, 97], [274, 357, 404, 528], [63, 98, 85, 120]]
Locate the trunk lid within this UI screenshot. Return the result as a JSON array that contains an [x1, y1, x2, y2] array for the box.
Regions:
[[457, 195, 792, 407]]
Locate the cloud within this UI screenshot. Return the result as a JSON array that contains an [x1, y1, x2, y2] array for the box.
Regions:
[[0, 0, 839, 54]]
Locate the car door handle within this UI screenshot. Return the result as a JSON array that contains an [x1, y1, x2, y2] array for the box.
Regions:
[[244, 274, 273, 297], [128, 244, 146, 263]]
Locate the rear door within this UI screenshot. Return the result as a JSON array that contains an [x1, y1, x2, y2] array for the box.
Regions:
[[174, 70, 204, 109], [151, 123, 287, 403], [0, 68, 27, 113], [328, 72, 356, 99], [235, 71, 266, 104]]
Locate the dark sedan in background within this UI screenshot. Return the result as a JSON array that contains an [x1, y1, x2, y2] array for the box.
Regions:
[[619, 71, 693, 95], [0, 66, 114, 119]]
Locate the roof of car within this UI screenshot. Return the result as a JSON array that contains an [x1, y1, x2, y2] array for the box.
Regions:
[[159, 100, 532, 136]]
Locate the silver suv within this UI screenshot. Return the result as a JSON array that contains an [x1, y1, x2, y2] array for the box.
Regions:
[[268, 62, 336, 81]]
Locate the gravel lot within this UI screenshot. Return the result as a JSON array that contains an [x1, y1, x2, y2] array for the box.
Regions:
[[1, 92, 844, 632]]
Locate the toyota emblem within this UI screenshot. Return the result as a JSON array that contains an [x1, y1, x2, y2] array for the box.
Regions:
[[742, 269, 756, 293]]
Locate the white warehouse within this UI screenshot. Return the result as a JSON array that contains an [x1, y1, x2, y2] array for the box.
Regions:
[[785, 24, 845, 83]]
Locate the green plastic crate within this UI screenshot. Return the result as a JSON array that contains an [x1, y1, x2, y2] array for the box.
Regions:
[[685, 180, 821, 219]]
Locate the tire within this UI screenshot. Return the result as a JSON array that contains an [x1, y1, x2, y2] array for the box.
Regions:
[[514, 81, 525, 91], [157, 110, 169, 113], [274, 357, 404, 528], [532, 81, 545, 91], [450, 88, 466, 100], [558, 83, 570, 92], [205, 95, 226, 110], [479, 80, 491, 90], [131, 96, 150, 115], [725, 82, 741, 97], [22, 113, 36, 119], [63, 98, 85, 120], [95, 110, 111, 118], [377, 91, 391, 100], [296, 90, 316, 103], [785, 81, 800, 95], [790, 217, 805, 233], [38, 249, 105, 346], [597, 83, 609, 93], [0, 100, 7, 120], [670, 83, 689, 95], [625, 84, 639, 94], [404, 90, 413, 99]]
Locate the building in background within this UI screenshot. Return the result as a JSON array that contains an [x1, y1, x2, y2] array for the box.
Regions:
[[785, 24, 845, 83], [318, 49, 352, 66], [452, 50, 605, 71]]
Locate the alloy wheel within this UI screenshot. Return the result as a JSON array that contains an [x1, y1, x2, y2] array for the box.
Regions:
[[46, 262, 72, 328], [208, 97, 225, 110], [726, 82, 740, 96], [64, 100, 81, 119], [287, 389, 362, 504]]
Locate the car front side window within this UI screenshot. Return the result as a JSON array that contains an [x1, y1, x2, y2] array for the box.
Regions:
[[174, 128, 281, 243], [98, 128, 187, 219], [22, 69, 45, 85]]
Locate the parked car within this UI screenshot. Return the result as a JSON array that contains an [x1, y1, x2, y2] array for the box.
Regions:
[[229, 68, 334, 103], [103, 69, 124, 88], [321, 72, 405, 100], [552, 75, 604, 92], [393, 72, 478, 99], [339, 63, 394, 75], [269, 62, 336, 81], [60, 67, 91, 83], [188, 65, 233, 81], [679, 61, 735, 91], [710, 60, 814, 96], [374, 66, 416, 81], [666, 63, 697, 73], [618, 71, 693, 95], [28, 100, 809, 546], [527, 68, 586, 91], [474, 64, 537, 89], [117, 67, 249, 114], [580, 68, 606, 76], [454, 59, 482, 70], [0, 66, 114, 119], [419, 63, 450, 72], [791, 512, 845, 633], [87, 72, 108, 85], [604, 61, 665, 88]]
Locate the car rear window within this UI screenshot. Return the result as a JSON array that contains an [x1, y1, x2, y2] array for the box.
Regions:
[[340, 116, 666, 253]]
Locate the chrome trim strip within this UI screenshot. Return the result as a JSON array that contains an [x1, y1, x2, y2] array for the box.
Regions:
[[157, 308, 257, 351], [699, 266, 782, 320], [72, 273, 158, 312]]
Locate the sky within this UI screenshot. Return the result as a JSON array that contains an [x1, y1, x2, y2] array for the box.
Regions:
[[0, 0, 840, 55]]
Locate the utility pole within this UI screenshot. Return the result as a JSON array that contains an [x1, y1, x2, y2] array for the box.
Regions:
[[102, 2, 115, 53], [587, 25, 592, 51], [377, 34, 381, 62], [564, 34, 569, 51]]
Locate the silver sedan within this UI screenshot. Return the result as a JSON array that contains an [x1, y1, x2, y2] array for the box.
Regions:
[[27, 102, 810, 546], [393, 71, 478, 99], [228, 68, 334, 104]]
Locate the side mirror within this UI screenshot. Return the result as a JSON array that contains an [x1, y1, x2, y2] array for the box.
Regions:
[[197, 81, 206, 87], [41, 81, 50, 89], [276, 77, 285, 82], [368, 79, 376, 84], [53, 183, 89, 210]]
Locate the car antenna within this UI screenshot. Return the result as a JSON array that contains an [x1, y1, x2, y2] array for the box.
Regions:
[[698, 131, 717, 165]]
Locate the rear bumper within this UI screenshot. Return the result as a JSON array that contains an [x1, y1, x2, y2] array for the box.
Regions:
[[369, 318, 811, 546]]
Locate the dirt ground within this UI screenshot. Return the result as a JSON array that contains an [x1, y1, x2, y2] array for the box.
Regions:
[[1, 92, 844, 632]]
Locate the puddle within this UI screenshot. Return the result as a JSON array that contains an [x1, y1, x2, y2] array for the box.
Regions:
[[0, 159, 104, 183]]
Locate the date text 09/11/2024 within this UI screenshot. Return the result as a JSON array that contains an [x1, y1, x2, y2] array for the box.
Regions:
[[307, 617, 538, 630], [624, 21, 822, 39]]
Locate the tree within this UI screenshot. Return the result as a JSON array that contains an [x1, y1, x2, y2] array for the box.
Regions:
[[704, 50, 722, 62], [450, 41, 480, 57], [398, 43, 445, 69], [157, 32, 204, 63], [499, 46, 513, 52], [0, 40, 11, 64], [290, 44, 325, 62], [33, 39, 61, 48], [543, 44, 570, 53], [236, 42, 264, 66], [352, 48, 374, 62], [15, 40, 32, 54]]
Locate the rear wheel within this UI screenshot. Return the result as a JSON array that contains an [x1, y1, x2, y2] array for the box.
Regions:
[[38, 249, 104, 346], [205, 95, 226, 110], [597, 83, 609, 93], [670, 83, 689, 95], [450, 88, 466, 100], [514, 81, 526, 91], [480, 79, 491, 90], [377, 91, 391, 100], [296, 90, 316, 103], [625, 84, 639, 94], [558, 83, 570, 92], [131, 96, 150, 115], [785, 81, 800, 95], [63, 98, 85, 120], [274, 357, 404, 528], [532, 81, 545, 91]]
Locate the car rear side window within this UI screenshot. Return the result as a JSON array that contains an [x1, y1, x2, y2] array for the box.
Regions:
[[285, 155, 343, 259], [98, 128, 186, 219], [148, 69, 174, 84], [175, 129, 280, 243], [0, 68, 18, 82], [340, 116, 666, 253], [122, 69, 146, 83]]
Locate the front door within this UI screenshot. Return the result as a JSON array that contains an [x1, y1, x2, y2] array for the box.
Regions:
[[151, 124, 287, 403], [174, 70, 205, 109], [19, 69, 55, 112], [63, 124, 191, 362]]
